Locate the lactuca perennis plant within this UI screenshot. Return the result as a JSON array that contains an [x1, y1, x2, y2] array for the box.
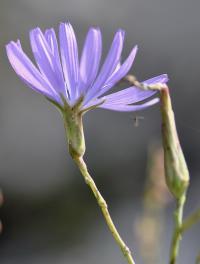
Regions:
[[6, 22, 168, 264]]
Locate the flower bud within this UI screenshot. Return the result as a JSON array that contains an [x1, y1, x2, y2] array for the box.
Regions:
[[160, 87, 189, 199]]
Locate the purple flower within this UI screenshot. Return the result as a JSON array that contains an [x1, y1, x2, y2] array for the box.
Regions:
[[6, 23, 168, 112]]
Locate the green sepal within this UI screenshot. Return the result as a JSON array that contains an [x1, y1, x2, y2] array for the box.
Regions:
[[47, 96, 86, 158], [62, 97, 85, 158]]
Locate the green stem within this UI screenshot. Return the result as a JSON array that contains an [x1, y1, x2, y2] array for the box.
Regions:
[[73, 156, 136, 264], [169, 195, 186, 264], [182, 208, 200, 233]]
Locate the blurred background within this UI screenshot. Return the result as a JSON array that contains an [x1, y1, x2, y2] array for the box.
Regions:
[[1, 0, 200, 263]]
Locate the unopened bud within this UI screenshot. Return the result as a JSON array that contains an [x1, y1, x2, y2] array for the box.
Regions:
[[160, 87, 189, 199]]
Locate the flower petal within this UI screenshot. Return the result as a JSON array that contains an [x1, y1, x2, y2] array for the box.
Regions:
[[98, 98, 159, 112], [143, 74, 169, 85], [59, 23, 79, 103], [100, 87, 155, 105], [84, 29, 125, 104], [6, 41, 60, 102], [79, 27, 102, 95], [96, 45, 138, 98], [44, 28, 60, 59], [99, 74, 168, 105], [30, 28, 67, 98]]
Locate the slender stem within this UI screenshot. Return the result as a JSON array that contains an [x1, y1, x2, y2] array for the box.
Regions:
[[73, 156, 136, 264], [182, 208, 200, 233], [169, 195, 186, 264]]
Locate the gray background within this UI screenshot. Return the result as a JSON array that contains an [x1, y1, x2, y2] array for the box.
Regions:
[[0, 0, 200, 263]]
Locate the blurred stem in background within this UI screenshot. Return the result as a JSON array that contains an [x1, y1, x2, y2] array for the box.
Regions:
[[196, 252, 200, 264], [134, 143, 171, 264], [182, 207, 200, 233]]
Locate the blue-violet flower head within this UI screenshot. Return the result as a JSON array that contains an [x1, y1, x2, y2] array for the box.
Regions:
[[6, 22, 168, 112]]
